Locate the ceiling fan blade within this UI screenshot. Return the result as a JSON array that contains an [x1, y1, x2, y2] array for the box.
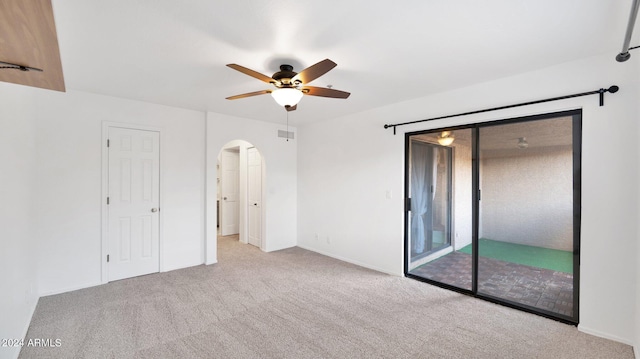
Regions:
[[285, 104, 297, 112], [301, 86, 350, 99], [226, 64, 274, 83], [226, 90, 271, 100], [292, 59, 337, 84]]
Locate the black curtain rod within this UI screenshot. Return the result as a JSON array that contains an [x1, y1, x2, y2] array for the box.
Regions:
[[383, 85, 619, 134]]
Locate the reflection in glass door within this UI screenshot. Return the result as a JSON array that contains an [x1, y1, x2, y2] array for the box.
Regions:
[[409, 140, 452, 259]]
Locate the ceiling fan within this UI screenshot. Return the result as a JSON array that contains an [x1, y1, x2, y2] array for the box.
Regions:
[[225, 59, 350, 111]]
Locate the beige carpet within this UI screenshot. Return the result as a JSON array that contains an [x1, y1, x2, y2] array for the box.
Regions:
[[20, 235, 634, 359]]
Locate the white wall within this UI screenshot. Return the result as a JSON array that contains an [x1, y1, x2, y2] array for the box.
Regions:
[[0, 83, 39, 359], [297, 112, 404, 275], [297, 53, 639, 345], [34, 90, 206, 295], [206, 112, 297, 263]]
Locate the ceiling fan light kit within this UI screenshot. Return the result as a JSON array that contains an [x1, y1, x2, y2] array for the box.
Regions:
[[271, 87, 303, 107], [517, 137, 529, 149], [225, 59, 350, 111], [437, 131, 455, 146]]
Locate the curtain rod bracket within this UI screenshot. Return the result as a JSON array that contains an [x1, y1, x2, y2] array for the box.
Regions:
[[601, 85, 619, 106], [383, 124, 397, 135], [599, 88, 605, 106]]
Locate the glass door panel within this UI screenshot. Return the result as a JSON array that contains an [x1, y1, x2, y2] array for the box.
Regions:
[[477, 116, 575, 320], [407, 129, 473, 291]]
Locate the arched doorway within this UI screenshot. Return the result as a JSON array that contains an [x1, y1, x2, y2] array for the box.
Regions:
[[217, 140, 266, 250]]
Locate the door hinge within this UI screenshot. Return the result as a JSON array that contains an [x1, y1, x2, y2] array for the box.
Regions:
[[107, 254, 110, 262], [107, 197, 110, 205], [107, 139, 110, 147], [478, 189, 481, 201]]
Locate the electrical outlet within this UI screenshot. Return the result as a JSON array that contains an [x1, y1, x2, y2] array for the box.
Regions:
[[326, 236, 331, 244], [315, 233, 319, 241]]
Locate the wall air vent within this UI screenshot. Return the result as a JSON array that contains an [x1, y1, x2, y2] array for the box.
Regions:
[[278, 130, 295, 140]]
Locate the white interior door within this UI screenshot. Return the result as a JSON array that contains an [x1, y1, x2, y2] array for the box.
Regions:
[[107, 127, 160, 281], [247, 147, 262, 248], [221, 149, 240, 235]]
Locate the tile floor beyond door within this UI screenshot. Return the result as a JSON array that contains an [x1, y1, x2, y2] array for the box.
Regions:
[[410, 252, 574, 318]]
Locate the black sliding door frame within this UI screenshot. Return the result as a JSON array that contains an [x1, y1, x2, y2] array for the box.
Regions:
[[404, 109, 582, 325]]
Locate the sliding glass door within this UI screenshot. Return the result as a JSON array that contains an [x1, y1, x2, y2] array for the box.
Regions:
[[477, 116, 577, 319], [405, 110, 580, 324]]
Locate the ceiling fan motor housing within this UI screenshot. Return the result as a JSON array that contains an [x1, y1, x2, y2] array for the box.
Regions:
[[272, 64, 298, 87]]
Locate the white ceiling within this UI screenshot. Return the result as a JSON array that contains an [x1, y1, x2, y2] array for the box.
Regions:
[[51, 0, 637, 125]]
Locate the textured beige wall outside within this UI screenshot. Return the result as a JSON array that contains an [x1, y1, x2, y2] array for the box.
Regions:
[[479, 148, 573, 251]]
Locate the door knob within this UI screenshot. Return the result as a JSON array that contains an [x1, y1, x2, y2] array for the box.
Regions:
[[151, 208, 158, 213], [254, 203, 258, 206]]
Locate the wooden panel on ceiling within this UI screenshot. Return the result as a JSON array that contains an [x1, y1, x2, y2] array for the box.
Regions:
[[0, 0, 65, 91]]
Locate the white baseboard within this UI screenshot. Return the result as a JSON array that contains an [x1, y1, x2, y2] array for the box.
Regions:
[[40, 262, 212, 297], [38, 281, 102, 297], [296, 244, 402, 277], [162, 261, 203, 273], [578, 324, 635, 347], [634, 344, 638, 359]]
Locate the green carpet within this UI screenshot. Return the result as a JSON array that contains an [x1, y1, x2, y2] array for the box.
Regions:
[[458, 238, 573, 274]]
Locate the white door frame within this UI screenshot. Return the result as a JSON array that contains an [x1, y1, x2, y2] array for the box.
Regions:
[[101, 121, 164, 284]]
